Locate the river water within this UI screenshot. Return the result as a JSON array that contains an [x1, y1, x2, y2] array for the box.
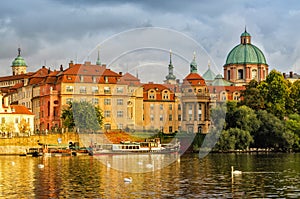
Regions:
[[0, 153, 299, 198]]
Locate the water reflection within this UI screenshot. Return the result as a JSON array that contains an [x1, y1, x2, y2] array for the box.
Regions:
[[0, 153, 299, 198]]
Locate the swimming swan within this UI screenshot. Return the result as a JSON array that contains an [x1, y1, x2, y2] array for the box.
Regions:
[[124, 177, 132, 183], [231, 166, 242, 175]]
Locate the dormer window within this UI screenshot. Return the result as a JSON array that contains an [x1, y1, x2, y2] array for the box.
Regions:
[[148, 90, 156, 99]]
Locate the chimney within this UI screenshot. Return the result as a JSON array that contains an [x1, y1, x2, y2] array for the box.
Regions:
[[84, 61, 91, 66], [290, 71, 293, 78], [119, 72, 123, 75], [60, 64, 63, 71], [69, 60, 74, 68]]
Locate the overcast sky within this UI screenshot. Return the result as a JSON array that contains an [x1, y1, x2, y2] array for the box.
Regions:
[[1, 0, 300, 82]]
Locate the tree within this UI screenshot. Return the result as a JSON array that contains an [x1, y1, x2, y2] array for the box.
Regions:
[[263, 70, 291, 118], [290, 80, 300, 114], [61, 101, 104, 133], [18, 118, 31, 136], [254, 110, 286, 151], [61, 102, 75, 130], [225, 104, 260, 135], [240, 79, 265, 110]]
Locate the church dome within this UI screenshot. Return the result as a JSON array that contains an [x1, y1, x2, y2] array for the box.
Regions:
[[225, 30, 267, 65], [12, 48, 27, 67]]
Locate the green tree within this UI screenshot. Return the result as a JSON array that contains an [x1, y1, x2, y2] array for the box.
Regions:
[[225, 104, 260, 135], [254, 110, 286, 150], [61, 101, 103, 133], [240, 79, 265, 110], [263, 70, 291, 118], [290, 80, 300, 114], [61, 102, 75, 129]]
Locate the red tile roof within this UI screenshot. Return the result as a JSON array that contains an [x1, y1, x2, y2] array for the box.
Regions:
[[183, 73, 206, 86], [9, 105, 34, 115]]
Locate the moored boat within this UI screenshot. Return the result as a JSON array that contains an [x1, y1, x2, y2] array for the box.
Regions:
[[89, 138, 180, 155]]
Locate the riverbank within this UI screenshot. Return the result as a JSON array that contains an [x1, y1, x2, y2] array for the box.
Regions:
[[0, 131, 143, 155]]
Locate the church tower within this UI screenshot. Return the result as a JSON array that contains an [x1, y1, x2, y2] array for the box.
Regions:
[[165, 49, 176, 84], [223, 28, 268, 86], [11, 48, 27, 75]]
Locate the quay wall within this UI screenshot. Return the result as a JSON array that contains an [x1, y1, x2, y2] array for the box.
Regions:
[[0, 133, 107, 155]]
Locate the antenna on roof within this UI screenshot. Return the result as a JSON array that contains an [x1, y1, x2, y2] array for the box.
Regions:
[[136, 69, 139, 79]]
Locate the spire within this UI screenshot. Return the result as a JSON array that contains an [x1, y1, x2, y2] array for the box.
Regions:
[[166, 49, 176, 81], [208, 59, 211, 68], [190, 51, 197, 73], [18, 48, 21, 56], [169, 49, 172, 65], [96, 46, 101, 65]]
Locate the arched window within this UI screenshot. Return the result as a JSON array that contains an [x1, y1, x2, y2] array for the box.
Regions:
[[238, 69, 243, 79]]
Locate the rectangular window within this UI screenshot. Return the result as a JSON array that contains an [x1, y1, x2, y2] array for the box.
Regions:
[[178, 114, 181, 121], [66, 86, 74, 92], [169, 114, 172, 121], [104, 98, 111, 105], [80, 75, 84, 82], [104, 123, 111, 130], [116, 87, 124, 93], [150, 104, 154, 110], [198, 104, 202, 121], [178, 104, 181, 110], [150, 114, 154, 121], [92, 98, 99, 105], [104, 87, 111, 94], [104, 111, 111, 117], [117, 124, 123, 129], [117, 111, 123, 118], [92, 86, 99, 93], [1, 118, 5, 124], [79, 86, 86, 93], [160, 115, 163, 121], [169, 104, 172, 110], [117, 99, 123, 105], [160, 104, 163, 110], [169, 126, 173, 133], [15, 118, 19, 124]]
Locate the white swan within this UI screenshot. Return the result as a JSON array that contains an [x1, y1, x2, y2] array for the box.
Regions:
[[124, 177, 132, 183], [146, 163, 153, 168], [231, 166, 242, 175], [38, 164, 44, 169], [137, 161, 143, 165]]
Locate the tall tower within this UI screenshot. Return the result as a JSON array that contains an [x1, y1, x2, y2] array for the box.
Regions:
[[11, 48, 27, 75], [165, 49, 176, 84]]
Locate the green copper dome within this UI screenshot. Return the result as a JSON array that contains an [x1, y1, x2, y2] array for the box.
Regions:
[[225, 44, 267, 65], [225, 30, 267, 65], [11, 48, 27, 67]]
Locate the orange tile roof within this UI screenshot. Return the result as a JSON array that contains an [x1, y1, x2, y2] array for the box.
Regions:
[[9, 105, 34, 115], [183, 73, 206, 86], [119, 72, 142, 86], [0, 73, 31, 81]]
